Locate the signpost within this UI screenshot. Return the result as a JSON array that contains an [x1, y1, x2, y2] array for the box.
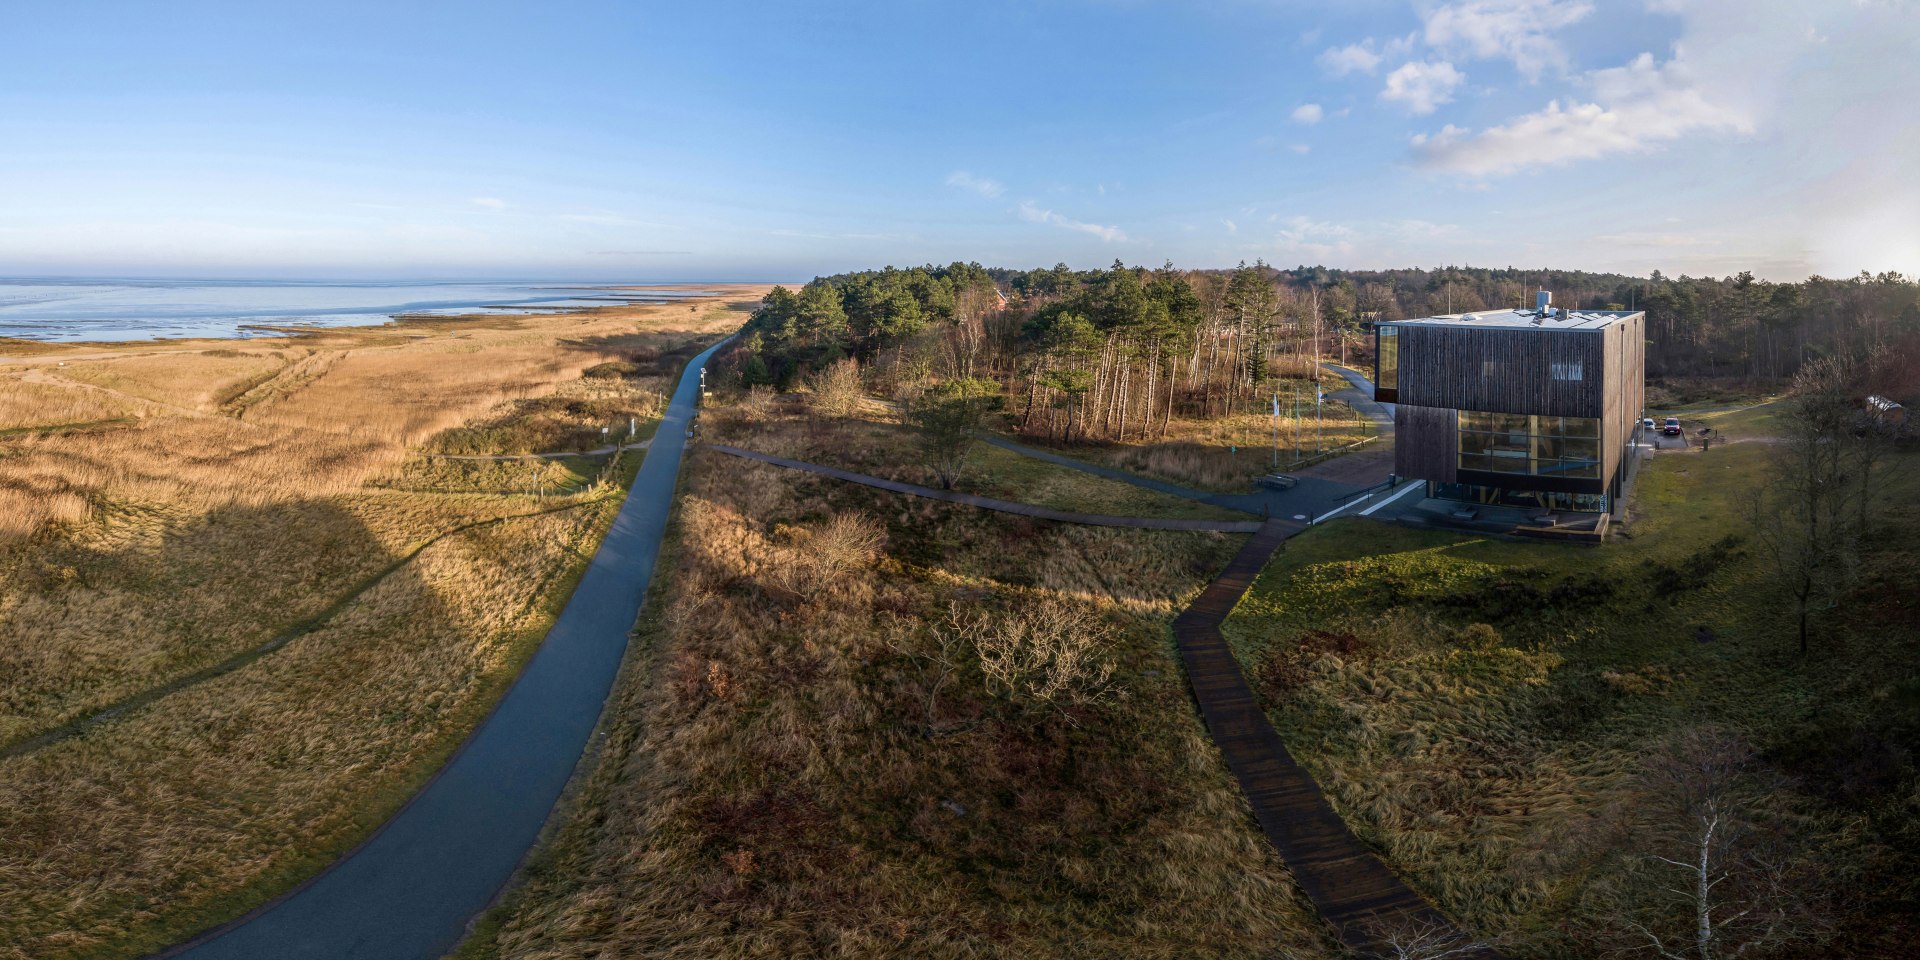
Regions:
[[1271, 393, 1280, 468]]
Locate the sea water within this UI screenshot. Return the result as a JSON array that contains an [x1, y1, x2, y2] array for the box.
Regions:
[[0, 278, 711, 342]]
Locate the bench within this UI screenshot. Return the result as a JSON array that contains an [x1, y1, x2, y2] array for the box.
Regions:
[[1255, 473, 1298, 490]]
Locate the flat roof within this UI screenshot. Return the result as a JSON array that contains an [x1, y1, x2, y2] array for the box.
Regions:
[[1383, 308, 1643, 331]]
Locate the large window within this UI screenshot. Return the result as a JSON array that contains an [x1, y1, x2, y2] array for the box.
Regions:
[[1375, 326, 1398, 397], [1458, 411, 1600, 479]]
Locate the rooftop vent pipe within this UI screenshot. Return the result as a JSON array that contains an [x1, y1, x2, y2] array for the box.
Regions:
[[1535, 290, 1552, 314]]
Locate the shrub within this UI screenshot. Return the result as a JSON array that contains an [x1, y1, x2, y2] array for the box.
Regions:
[[806, 358, 864, 418], [938, 599, 1117, 721], [582, 360, 641, 379]]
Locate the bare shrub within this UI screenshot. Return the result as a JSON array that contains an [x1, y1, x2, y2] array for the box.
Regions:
[[735, 385, 778, 422], [766, 512, 885, 596], [801, 512, 885, 584], [806, 358, 864, 418], [940, 599, 1118, 720], [1365, 914, 1503, 960]]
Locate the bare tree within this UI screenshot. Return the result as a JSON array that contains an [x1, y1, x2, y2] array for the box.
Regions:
[[890, 609, 975, 738], [1614, 726, 1830, 960], [1747, 357, 1861, 654], [905, 377, 1001, 489], [1852, 344, 1902, 536]]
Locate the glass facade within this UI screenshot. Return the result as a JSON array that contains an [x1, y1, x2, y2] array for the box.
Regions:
[[1375, 326, 1398, 396], [1457, 411, 1601, 479], [1431, 481, 1610, 513]]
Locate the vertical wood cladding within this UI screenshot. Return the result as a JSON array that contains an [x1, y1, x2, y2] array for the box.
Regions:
[[1394, 404, 1458, 483], [1396, 326, 1606, 417], [1599, 313, 1647, 483], [1390, 313, 1645, 493]]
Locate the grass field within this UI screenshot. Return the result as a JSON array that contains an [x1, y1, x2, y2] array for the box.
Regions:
[[0, 289, 766, 960], [1222, 413, 1920, 956], [1008, 379, 1377, 493], [454, 389, 1341, 960], [711, 392, 1250, 522]]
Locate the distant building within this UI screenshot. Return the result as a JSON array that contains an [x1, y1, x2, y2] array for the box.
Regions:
[[1865, 394, 1906, 431], [1375, 292, 1646, 513]]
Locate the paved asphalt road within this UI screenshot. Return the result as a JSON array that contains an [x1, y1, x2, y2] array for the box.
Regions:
[[160, 337, 732, 960]]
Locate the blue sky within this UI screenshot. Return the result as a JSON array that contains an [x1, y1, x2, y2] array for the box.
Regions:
[[2, 0, 1915, 281]]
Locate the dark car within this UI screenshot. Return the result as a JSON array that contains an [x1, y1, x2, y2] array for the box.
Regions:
[[1662, 417, 1683, 436]]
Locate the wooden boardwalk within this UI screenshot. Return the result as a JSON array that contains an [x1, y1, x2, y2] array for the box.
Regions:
[[1174, 520, 1504, 959], [708, 445, 1264, 532], [715, 442, 1498, 956]]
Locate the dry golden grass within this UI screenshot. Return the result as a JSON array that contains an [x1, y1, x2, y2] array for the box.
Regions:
[[52, 348, 293, 412], [458, 402, 1339, 960], [0, 371, 146, 429], [0, 288, 769, 960], [705, 392, 1247, 522], [1087, 404, 1376, 491]]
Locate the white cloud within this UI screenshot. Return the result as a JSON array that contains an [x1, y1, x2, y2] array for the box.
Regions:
[[944, 170, 1005, 199], [1017, 201, 1126, 243], [1380, 61, 1466, 114], [1319, 43, 1381, 76], [1290, 103, 1324, 125], [1223, 219, 1239, 234], [470, 197, 507, 210], [1291, 144, 1312, 155], [1272, 215, 1356, 259], [1411, 51, 1751, 175], [1423, 0, 1593, 80], [1317, 34, 1416, 76]]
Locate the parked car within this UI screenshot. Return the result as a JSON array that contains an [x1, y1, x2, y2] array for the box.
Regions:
[[1662, 417, 1683, 436], [1641, 417, 1657, 432]]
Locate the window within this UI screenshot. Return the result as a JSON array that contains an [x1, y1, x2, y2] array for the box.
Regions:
[[1551, 361, 1585, 381], [1457, 412, 1602, 479], [1375, 326, 1398, 395]]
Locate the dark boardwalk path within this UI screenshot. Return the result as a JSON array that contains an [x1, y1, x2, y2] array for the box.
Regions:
[[709, 445, 1266, 532], [1174, 520, 1503, 959], [158, 337, 734, 960]]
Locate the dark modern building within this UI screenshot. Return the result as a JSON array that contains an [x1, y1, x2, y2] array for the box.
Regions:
[[1376, 292, 1645, 513]]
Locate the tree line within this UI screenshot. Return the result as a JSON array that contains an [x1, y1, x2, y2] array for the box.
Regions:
[[723, 261, 1920, 443]]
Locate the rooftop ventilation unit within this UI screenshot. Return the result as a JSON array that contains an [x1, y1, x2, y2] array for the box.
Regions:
[[1535, 290, 1552, 314]]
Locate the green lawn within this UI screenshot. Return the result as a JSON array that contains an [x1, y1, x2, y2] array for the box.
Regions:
[[1223, 433, 1920, 955]]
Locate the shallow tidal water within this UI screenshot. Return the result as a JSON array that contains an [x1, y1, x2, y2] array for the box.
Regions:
[[0, 278, 709, 342]]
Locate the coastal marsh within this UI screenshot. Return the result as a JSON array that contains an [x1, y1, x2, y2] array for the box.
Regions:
[[0, 289, 766, 959]]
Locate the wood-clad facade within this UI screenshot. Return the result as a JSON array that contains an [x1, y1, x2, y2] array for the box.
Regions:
[[1381, 310, 1645, 507]]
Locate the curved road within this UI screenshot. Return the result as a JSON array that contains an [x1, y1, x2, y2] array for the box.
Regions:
[[159, 337, 732, 960]]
